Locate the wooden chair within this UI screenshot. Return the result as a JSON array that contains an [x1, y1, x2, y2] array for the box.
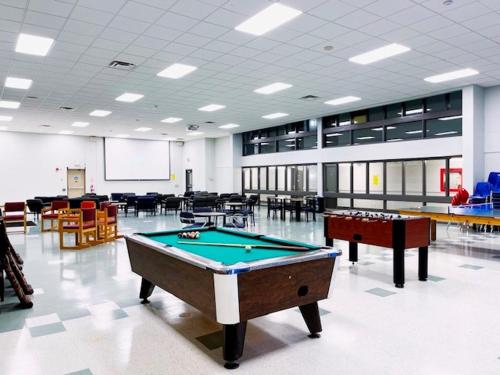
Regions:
[[97, 204, 119, 242], [41, 200, 69, 232], [81, 200, 96, 209], [3, 202, 27, 233], [58, 208, 97, 250]]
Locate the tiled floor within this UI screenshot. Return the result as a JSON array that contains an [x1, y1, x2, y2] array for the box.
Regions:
[[1, 208, 500, 375]]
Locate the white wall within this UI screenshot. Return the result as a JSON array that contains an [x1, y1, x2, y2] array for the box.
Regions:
[[484, 85, 500, 177], [0, 132, 184, 202]]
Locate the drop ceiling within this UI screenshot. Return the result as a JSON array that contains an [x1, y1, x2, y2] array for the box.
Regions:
[[1, 0, 500, 140]]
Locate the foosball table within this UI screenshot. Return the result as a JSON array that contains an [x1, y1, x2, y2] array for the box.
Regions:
[[324, 210, 430, 288]]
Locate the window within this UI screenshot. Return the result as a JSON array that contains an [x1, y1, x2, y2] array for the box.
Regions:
[[324, 131, 350, 147], [251, 167, 258, 190], [277, 166, 286, 190], [268, 166, 276, 190], [338, 163, 351, 193], [425, 159, 446, 196], [353, 163, 367, 194], [338, 113, 351, 126], [404, 99, 423, 116], [324, 164, 337, 192], [352, 110, 367, 124], [297, 135, 317, 149], [244, 144, 258, 156], [260, 141, 276, 153], [386, 121, 423, 142], [426, 117, 462, 138], [404, 160, 423, 195], [287, 166, 296, 191], [353, 128, 382, 145], [243, 168, 250, 190], [278, 139, 296, 152], [386, 162, 402, 194], [449, 91, 462, 110], [426, 94, 446, 112], [307, 165, 317, 192], [323, 115, 337, 128], [259, 167, 267, 190], [386, 103, 402, 119], [369, 162, 383, 194], [368, 106, 385, 121], [296, 165, 305, 191], [308, 119, 318, 132]]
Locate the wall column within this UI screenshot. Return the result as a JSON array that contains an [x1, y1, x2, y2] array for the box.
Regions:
[[462, 85, 485, 192]]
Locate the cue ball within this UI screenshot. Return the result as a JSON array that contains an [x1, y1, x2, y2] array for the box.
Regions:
[[244, 245, 252, 252]]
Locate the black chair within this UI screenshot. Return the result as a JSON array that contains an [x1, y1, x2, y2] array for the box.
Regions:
[[242, 198, 256, 225], [110, 193, 123, 202], [146, 192, 159, 196], [136, 196, 156, 216], [161, 197, 182, 214], [179, 211, 205, 229], [267, 197, 282, 219], [303, 197, 317, 222], [124, 195, 137, 217], [68, 198, 83, 209], [26, 199, 43, 221]]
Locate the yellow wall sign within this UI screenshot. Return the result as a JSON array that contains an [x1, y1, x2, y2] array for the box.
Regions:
[[171, 173, 176, 181], [372, 175, 380, 186]]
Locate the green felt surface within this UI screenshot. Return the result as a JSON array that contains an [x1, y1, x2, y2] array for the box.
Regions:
[[142, 229, 319, 265]]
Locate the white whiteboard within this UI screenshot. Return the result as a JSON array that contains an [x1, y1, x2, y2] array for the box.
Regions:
[[104, 138, 170, 180]]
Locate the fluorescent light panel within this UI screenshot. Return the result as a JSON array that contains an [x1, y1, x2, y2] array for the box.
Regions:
[[219, 123, 240, 129], [89, 110, 112, 117], [161, 117, 183, 123], [15, 33, 54, 56], [188, 131, 204, 136], [435, 131, 458, 136], [5, 77, 32, 89], [198, 104, 225, 112], [0, 100, 20, 109], [115, 93, 144, 102], [157, 63, 197, 79], [262, 112, 288, 119], [235, 3, 302, 36], [326, 133, 342, 137], [357, 136, 375, 140], [349, 43, 410, 65], [424, 68, 478, 83], [439, 115, 462, 121], [254, 82, 292, 95], [325, 96, 361, 106], [59, 130, 74, 135], [405, 130, 422, 134], [0, 115, 13, 121], [135, 127, 152, 132], [72, 122, 89, 128]]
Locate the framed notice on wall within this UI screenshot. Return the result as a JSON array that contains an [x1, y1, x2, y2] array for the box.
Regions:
[[440, 168, 463, 192]]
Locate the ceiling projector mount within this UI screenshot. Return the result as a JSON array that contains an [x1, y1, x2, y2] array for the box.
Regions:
[[187, 124, 199, 131]]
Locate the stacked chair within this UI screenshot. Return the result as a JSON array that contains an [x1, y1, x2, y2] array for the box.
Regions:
[[41, 200, 69, 231], [2, 202, 27, 233], [0, 218, 33, 308]]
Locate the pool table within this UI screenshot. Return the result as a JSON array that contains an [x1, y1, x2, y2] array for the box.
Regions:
[[125, 227, 341, 369]]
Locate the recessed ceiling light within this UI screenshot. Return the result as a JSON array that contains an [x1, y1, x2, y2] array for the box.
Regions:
[[324, 96, 361, 106], [235, 3, 302, 36], [424, 68, 479, 83], [198, 104, 225, 112], [262, 112, 288, 119], [435, 131, 458, 136], [89, 110, 112, 117], [5, 77, 32, 89], [15, 33, 54, 56], [0, 100, 20, 109], [59, 130, 74, 135], [0, 115, 13, 122], [219, 123, 240, 129], [135, 127, 152, 132], [349, 43, 411, 65], [357, 136, 375, 140], [72, 122, 89, 128], [438, 115, 462, 121], [187, 131, 204, 136], [116, 134, 130, 138], [157, 63, 197, 79], [115, 93, 144, 102], [254, 82, 293, 95], [161, 117, 183, 123]]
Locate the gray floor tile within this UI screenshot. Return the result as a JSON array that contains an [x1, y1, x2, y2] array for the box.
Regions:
[[428, 275, 446, 282], [459, 264, 484, 270], [59, 308, 91, 321], [111, 309, 128, 320], [295, 307, 331, 316], [29, 322, 66, 337], [366, 288, 396, 297], [65, 369, 93, 375], [196, 330, 223, 350]]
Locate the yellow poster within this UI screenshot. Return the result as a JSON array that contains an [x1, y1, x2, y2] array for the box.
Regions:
[[372, 175, 379, 186], [171, 173, 176, 181]]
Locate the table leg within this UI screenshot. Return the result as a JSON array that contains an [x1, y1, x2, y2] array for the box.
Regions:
[[295, 201, 301, 222], [393, 247, 405, 288], [139, 278, 155, 304], [418, 246, 428, 281], [223, 322, 247, 369], [325, 238, 333, 247], [349, 242, 358, 264], [223, 215, 226, 226], [299, 302, 322, 338], [430, 220, 437, 241]]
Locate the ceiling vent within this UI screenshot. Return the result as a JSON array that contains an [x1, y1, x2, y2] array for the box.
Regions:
[[187, 124, 199, 131], [205, 121, 215, 124], [300, 95, 320, 101], [26, 95, 38, 100], [40, 124, 51, 128], [108, 60, 136, 71], [59, 106, 74, 111]]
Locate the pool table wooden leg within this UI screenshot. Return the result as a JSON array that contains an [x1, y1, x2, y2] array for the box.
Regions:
[[223, 321, 247, 369], [299, 302, 322, 338], [349, 242, 358, 264], [393, 247, 405, 288], [139, 278, 155, 304], [418, 246, 428, 281]]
